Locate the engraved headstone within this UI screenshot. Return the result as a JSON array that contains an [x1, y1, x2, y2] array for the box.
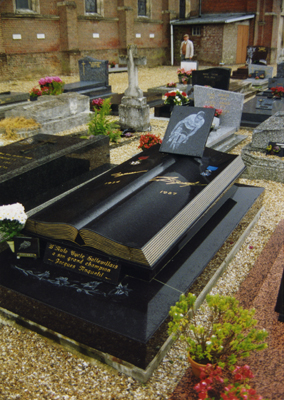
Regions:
[[192, 67, 231, 91], [78, 57, 109, 85], [194, 85, 244, 147], [159, 106, 214, 157], [256, 98, 273, 110], [276, 62, 284, 78], [246, 46, 268, 65], [248, 64, 273, 79], [268, 77, 284, 89]]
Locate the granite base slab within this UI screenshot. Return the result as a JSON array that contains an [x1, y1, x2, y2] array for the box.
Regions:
[[0, 184, 264, 374]]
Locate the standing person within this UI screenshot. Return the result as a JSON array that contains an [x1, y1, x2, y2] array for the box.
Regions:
[[180, 34, 194, 61]]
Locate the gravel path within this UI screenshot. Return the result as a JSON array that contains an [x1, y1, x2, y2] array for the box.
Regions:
[[0, 67, 284, 399]]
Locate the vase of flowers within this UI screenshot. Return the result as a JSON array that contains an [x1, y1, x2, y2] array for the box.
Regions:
[[168, 293, 268, 376], [271, 85, 284, 98], [138, 133, 162, 151], [0, 203, 28, 248], [29, 87, 42, 101], [204, 105, 223, 131], [38, 76, 65, 95], [164, 89, 189, 107], [166, 82, 177, 88]]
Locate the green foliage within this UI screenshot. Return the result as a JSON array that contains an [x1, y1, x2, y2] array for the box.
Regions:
[[87, 98, 121, 142], [168, 293, 268, 368]]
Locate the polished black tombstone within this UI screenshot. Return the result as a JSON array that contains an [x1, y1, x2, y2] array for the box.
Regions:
[[0, 134, 110, 210], [192, 68, 231, 90], [0, 182, 264, 369], [64, 57, 115, 101]]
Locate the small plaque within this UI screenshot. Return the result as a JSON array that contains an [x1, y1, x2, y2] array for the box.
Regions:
[[14, 236, 40, 259], [43, 243, 121, 284], [256, 98, 273, 110], [266, 141, 284, 157]]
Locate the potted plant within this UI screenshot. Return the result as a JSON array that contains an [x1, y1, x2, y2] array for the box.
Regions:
[[29, 87, 42, 101], [0, 203, 28, 251], [38, 76, 65, 95], [271, 85, 284, 99], [138, 133, 162, 150], [177, 68, 186, 83], [168, 293, 268, 377], [166, 82, 177, 88]]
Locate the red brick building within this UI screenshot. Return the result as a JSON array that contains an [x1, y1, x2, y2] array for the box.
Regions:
[[0, 1, 282, 80]]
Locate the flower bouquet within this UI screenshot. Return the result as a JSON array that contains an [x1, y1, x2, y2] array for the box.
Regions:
[[138, 133, 162, 150], [29, 87, 42, 100], [38, 76, 65, 95], [163, 89, 189, 106], [271, 86, 284, 98], [166, 82, 177, 88], [204, 105, 223, 117], [0, 203, 28, 243], [109, 61, 116, 68]]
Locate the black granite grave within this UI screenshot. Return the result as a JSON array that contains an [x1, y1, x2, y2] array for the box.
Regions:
[[241, 95, 284, 128], [246, 46, 268, 65], [64, 57, 115, 102], [0, 182, 264, 369], [0, 134, 110, 211], [192, 68, 231, 91]]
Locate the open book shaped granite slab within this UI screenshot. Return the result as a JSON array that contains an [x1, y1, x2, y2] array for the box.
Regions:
[[159, 106, 215, 157], [25, 145, 245, 282]]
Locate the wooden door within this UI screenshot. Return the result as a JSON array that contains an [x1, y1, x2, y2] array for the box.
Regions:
[[236, 25, 249, 64]]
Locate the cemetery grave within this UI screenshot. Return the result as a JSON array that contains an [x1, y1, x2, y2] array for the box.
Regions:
[[0, 98, 265, 382]]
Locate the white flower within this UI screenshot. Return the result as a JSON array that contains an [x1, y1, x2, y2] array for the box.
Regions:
[[206, 341, 212, 345]]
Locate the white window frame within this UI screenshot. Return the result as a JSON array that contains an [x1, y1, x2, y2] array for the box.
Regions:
[[14, 0, 40, 14], [85, 0, 104, 16], [192, 26, 201, 36]]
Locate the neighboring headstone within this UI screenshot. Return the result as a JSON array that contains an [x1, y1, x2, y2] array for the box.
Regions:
[[192, 68, 231, 91], [246, 46, 268, 65], [0, 133, 110, 210], [268, 77, 284, 89], [64, 57, 115, 102], [241, 96, 284, 128], [194, 85, 244, 147], [248, 64, 273, 79], [78, 57, 109, 85], [118, 45, 150, 131], [241, 112, 284, 183], [5, 93, 90, 135], [256, 97, 273, 110], [159, 106, 214, 157], [0, 92, 30, 119], [276, 62, 284, 78]]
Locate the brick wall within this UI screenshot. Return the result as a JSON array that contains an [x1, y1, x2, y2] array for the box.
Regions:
[[202, 0, 248, 14]]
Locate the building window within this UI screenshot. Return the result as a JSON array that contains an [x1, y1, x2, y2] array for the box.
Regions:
[[16, 0, 31, 10], [138, 0, 150, 17], [86, 0, 97, 13], [192, 26, 201, 36]]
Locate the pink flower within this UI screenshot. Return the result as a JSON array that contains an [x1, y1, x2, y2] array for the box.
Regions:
[[38, 78, 46, 86]]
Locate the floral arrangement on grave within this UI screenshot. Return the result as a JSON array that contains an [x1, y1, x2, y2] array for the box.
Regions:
[[138, 133, 162, 150], [91, 98, 105, 111], [166, 82, 177, 88], [168, 293, 268, 369], [109, 61, 116, 68], [194, 363, 264, 400], [177, 68, 194, 84], [87, 97, 121, 143], [0, 203, 28, 243], [203, 105, 223, 118], [271, 86, 284, 98], [29, 87, 42, 98], [38, 76, 65, 96], [266, 144, 281, 155], [164, 89, 189, 106]]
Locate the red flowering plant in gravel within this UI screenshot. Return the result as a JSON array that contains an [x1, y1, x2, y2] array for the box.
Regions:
[[138, 133, 162, 150], [194, 363, 264, 400], [91, 98, 105, 111], [271, 86, 284, 98]]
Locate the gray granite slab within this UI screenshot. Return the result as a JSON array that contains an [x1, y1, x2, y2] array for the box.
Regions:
[[79, 57, 108, 85], [251, 111, 284, 150]]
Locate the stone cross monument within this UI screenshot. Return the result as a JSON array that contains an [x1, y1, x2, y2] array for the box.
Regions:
[[118, 45, 151, 131]]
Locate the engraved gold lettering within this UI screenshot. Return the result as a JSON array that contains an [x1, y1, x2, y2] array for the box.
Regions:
[[89, 61, 101, 68], [153, 176, 206, 187], [111, 170, 148, 178]]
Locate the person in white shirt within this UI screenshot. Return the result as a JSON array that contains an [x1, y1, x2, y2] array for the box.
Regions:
[[180, 34, 194, 61]]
